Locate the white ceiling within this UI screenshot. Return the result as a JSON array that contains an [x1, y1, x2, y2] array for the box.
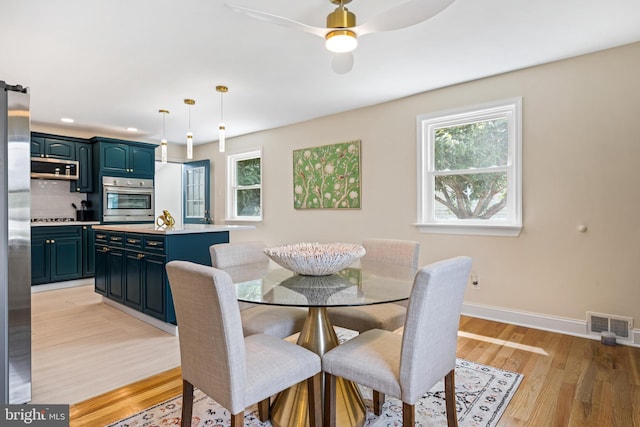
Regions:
[[2, 0, 640, 146]]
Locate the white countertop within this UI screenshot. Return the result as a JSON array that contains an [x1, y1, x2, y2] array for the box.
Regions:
[[92, 223, 255, 235], [31, 221, 100, 227]]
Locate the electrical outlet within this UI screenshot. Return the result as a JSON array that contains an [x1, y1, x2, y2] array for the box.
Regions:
[[471, 273, 480, 290]]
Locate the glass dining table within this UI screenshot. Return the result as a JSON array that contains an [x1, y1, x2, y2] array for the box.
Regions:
[[223, 260, 415, 427]]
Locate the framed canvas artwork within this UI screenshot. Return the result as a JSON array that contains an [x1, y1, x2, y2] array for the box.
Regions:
[[293, 140, 361, 209]]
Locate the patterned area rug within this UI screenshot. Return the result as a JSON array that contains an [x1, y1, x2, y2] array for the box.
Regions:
[[109, 329, 522, 427]]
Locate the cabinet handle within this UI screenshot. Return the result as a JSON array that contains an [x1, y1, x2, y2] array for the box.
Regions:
[[137, 253, 145, 259], [102, 247, 110, 253], [83, 226, 87, 230], [96, 234, 106, 239], [127, 239, 139, 244], [147, 241, 160, 246], [111, 237, 122, 241], [45, 240, 50, 244]]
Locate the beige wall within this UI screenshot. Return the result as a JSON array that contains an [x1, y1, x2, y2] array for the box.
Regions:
[[194, 42, 640, 327]]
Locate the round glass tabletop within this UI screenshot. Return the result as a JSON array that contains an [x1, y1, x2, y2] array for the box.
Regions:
[[227, 260, 415, 308]]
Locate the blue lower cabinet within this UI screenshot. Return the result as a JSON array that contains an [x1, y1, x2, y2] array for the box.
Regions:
[[94, 230, 229, 324], [124, 250, 144, 311], [82, 226, 95, 277], [142, 254, 167, 320], [94, 244, 108, 295], [107, 248, 125, 302], [31, 226, 83, 285]]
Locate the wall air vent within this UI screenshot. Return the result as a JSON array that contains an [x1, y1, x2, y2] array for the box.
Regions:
[[586, 311, 633, 343]]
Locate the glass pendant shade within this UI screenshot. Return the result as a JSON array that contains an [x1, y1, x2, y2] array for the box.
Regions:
[[158, 109, 169, 164], [186, 132, 193, 159], [218, 124, 225, 153], [161, 140, 168, 164], [184, 99, 195, 160], [216, 85, 228, 153]]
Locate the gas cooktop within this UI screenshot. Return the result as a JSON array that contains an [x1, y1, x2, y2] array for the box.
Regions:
[[31, 217, 76, 223]]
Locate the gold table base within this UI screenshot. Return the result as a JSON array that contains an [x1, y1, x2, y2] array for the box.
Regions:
[[270, 307, 366, 427]]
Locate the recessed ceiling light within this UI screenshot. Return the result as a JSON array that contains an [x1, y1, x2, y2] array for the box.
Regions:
[[126, 127, 138, 132], [60, 117, 74, 123]]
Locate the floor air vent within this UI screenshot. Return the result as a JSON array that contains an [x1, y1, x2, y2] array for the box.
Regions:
[[587, 311, 633, 342]]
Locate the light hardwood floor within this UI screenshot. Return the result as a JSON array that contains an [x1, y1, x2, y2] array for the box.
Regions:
[[31, 284, 180, 404], [69, 314, 640, 426], [36, 285, 640, 426]]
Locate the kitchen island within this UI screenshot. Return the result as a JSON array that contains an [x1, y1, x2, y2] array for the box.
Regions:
[[92, 223, 254, 330]]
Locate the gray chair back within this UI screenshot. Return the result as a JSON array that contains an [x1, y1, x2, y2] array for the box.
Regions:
[[166, 260, 247, 413], [362, 238, 420, 269], [210, 241, 268, 269], [400, 256, 472, 403]]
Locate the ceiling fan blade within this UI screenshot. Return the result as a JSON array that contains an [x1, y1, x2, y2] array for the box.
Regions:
[[226, 3, 327, 38], [354, 0, 456, 36], [332, 52, 354, 74]]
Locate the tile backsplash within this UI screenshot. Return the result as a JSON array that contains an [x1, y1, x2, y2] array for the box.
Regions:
[[31, 179, 88, 219]]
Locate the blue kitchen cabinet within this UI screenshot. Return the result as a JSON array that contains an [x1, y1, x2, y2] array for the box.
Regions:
[[31, 226, 83, 285], [94, 231, 109, 295], [82, 225, 95, 277], [71, 142, 93, 193], [31, 132, 87, 161], [92, 137, 156, 178], [94, 228, 230, 323]]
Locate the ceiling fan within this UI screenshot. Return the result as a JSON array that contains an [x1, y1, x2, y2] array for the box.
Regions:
[[226, 0, 456, 74]]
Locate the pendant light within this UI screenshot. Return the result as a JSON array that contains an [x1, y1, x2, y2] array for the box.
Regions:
[[184, 99, 195, 159], [158, 109, 169, 164], [216, 85, 228, 153]]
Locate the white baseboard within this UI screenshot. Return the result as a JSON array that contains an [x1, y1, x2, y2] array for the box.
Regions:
[[31, 278, 94, 293], [462, 302, 640, 348], [102, 297, 178, 336]]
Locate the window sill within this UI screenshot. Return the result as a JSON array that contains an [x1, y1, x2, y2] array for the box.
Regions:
[[223, 217, 263, 223], [414, 223, 522, 237]]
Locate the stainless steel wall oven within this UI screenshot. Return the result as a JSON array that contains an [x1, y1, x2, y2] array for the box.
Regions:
[[102, 176, 154, 222]]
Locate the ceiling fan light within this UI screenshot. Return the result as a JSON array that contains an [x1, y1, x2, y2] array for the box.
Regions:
[[325, 30, 357, 53]]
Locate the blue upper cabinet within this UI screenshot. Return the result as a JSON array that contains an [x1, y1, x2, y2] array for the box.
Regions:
[[71, 142, 93, 193], [31, 132, 86, 161], [92, 137, 156, 178], [101, 143, 129, 174]]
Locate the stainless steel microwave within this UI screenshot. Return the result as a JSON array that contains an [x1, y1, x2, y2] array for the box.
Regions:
[[102, 176, 154, 222], [31, 157, 79, 180]]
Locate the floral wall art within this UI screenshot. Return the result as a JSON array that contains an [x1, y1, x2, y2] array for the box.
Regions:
[[293, 140, 361, 209]]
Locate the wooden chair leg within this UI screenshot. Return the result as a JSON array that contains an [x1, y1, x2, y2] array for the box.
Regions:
[[372, 390, 385, 415], [258, 398, 270, 422], [230, 411, 244, 427], [181, 380, 194, 427], [323, 372, 337, 427], [402, 402, 415, 425], [307, 373, 322, 427], [445, 369, 459, 427]]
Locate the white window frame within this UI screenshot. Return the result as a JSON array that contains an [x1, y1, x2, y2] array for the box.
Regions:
[[416, 97, 522, 237], [225, 149, 263, 222]]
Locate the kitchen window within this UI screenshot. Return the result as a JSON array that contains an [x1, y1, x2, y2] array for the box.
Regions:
[[226, 149, 262, 221], [416, 97, 522, 236]]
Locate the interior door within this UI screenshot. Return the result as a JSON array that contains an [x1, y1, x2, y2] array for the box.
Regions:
[[183, 160, 211, 224]]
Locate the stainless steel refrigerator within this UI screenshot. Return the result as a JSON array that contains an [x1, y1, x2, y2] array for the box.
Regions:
[[0, 81, 31, 404]]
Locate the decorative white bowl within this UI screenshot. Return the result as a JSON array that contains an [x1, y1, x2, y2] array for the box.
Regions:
[[264, 242, 366, 276]]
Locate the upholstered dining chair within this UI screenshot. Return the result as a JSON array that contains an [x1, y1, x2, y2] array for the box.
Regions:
[[210, 241, 307, 338], [327, 238, 420, 332], [166, 261, 322, 427], [322, 256, 472, 427]]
